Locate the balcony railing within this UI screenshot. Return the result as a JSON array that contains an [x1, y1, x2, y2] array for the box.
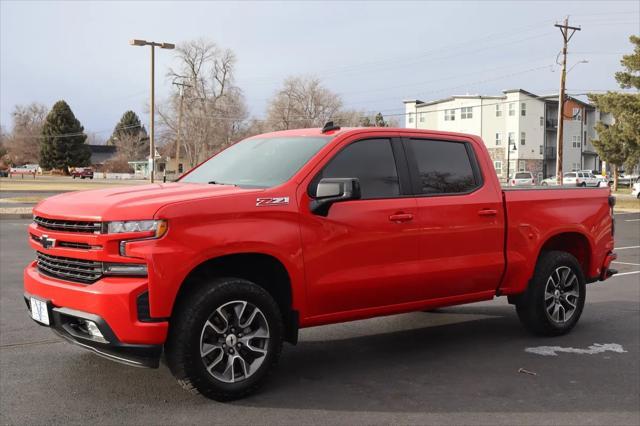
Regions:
[[544, 146, 556, 159]]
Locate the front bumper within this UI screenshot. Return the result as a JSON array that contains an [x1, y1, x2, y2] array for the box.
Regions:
[[24, 295, 162, 368], [24, 262, 168, 367]]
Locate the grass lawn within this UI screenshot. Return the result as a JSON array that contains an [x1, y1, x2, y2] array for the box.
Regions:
[[0, 176, 145, 192]]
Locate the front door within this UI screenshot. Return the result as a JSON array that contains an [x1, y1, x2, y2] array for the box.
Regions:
[[298, 137, 421, 318]]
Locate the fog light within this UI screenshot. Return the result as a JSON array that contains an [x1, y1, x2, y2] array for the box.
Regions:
[[84, 320, 107, 342]]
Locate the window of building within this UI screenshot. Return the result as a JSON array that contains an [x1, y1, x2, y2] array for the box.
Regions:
[[495, 132, 502, 146], [540, 116, 544, 126], [521, 103, 526, 116], [461, 107, 473, 119], [509, 103, 516, 116], [419, 113, 425, 123], [406, 139, 479, 194], [518, 160, 526, 172], [320, 138, 399, 199], [496, 104, 502, 117], [408, 113, 414, 124], [508, 132, 515, 147], [573, 107, 582, 121], [572, 135, 581, 148], [444, 109, 455, 121], [494, 161, 502, 175], [539, 145, 543, 155], [520, 132, 526, 145], [572, 162, 581, 171]]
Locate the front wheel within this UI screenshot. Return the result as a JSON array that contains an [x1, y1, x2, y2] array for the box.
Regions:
[[515, 251, 586, 336], [165, 277, 283, 401]]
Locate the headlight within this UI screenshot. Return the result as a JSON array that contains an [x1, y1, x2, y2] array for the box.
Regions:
[[107, 220, 168, 237]]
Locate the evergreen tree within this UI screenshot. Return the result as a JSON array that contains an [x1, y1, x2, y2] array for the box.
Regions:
[[588, 35, 640, 190], [374, 112, 389, 127], [108, 110, 146, 144], [108, 110, 148, 161], [40, 101, 91, 174]]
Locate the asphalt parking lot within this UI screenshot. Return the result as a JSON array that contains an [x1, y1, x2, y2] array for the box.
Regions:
[[1, 214, 638, 425]]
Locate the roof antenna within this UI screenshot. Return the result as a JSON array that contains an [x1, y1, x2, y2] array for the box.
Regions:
[[321, 121, 341, 133]]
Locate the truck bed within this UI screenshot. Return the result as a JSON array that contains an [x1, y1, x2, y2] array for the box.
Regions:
[[499, 186, 614, 295]]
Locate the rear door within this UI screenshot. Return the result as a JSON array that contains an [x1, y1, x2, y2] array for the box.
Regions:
[[403, 137, 505, 299], [299, 137, 422, 317]]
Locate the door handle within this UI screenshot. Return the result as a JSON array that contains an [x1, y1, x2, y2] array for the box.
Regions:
[[478, 209, 497, 217], [389, 213, 413, 223]]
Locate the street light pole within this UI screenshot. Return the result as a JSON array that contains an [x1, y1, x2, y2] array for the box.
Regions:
[[129, 39, 175, 183]]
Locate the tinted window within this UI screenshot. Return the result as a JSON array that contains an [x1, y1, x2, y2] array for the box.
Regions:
[[318, 139, 399, 199], [181, 136, 331, 188], [515, 172, 531, 179], [565, 173, 577, 178], [407, 139, 478, 194]]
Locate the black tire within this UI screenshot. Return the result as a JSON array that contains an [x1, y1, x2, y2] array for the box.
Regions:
[[165, 277, 283, 401], [541, 182, 548, 186], [579, 182, 586, 187], [515, 251, 586, 336]]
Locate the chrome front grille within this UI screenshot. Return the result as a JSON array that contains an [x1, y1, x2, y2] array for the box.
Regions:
[[36, 252, 103, 284], [30, 234, 96, 250], [34, 216, 102, 234]]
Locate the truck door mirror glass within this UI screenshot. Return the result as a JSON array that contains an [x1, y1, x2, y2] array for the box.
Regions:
[[310, 178, 361, 216]]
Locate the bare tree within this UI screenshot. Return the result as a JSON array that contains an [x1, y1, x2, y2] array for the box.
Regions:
[[5, 103, 48, 165], [158, 39, 248, 169], [265, 76, 343, 130]]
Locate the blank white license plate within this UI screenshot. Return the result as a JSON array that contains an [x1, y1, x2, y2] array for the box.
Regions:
[[30, 297, 50, 325]]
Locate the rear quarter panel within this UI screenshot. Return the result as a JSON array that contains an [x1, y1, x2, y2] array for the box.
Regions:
[[500, 187, 613, 295]]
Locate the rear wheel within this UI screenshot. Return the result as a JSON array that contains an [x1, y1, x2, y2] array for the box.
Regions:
[[165, 277, 283, 401], [515, 251, 586, 336]]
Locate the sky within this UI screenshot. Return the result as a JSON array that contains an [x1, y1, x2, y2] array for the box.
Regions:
[[1, 0, 638, 140]]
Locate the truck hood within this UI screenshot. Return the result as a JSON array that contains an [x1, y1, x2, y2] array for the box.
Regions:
[[33, 182, 257, 221]]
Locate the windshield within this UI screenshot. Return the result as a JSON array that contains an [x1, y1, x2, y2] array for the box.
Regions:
[[180, 136, 332, 188]]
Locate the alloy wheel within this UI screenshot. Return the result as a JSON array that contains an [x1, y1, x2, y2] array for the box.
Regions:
[[199, 300, 270, 383], [544, 266, 580, 324]]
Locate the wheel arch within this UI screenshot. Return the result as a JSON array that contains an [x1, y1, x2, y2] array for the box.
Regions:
[[173, 252, 298, 344], [537, 231, 593, 276]]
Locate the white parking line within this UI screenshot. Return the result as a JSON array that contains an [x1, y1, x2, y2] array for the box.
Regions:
[[615, 246, 640, 250], [612, 261, 640, 266], [625, 219, 640, 222], [613, 271, 640, 277]]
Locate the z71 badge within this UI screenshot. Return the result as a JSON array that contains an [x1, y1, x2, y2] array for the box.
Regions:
[[256, 197, 289, 207]]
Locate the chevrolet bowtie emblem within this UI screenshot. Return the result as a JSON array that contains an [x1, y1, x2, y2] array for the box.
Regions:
[[41, 235, 56, 249]]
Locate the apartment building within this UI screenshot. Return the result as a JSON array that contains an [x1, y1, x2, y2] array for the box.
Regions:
[[403, 89, 609, 181]]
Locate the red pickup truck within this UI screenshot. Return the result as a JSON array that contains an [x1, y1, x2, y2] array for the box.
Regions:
[[24, 125, 617, 400]]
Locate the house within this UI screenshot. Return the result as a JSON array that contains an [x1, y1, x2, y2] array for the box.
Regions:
[[88, 144, 117, 167], [403, 89, 611, 181]]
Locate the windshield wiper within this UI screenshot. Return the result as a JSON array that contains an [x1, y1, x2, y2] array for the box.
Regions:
[[208, 181, 236, 186]]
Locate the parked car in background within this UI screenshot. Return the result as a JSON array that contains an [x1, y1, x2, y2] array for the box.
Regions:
[[540, 176, 558, 186], [9, 165, 38, 177], [71, 167, 94, 179], [632, 176, 640, 198], [578, 171, 608, 187], [509, 171, 535, 187], [609, 173, 636, 187]]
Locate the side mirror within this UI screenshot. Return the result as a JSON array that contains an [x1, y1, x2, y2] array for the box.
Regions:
[[310, 178, 361, 216]]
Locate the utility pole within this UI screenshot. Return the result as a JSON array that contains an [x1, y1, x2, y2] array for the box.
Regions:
[[172, 80, 192, 176], [554, 17, 580, 185]]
